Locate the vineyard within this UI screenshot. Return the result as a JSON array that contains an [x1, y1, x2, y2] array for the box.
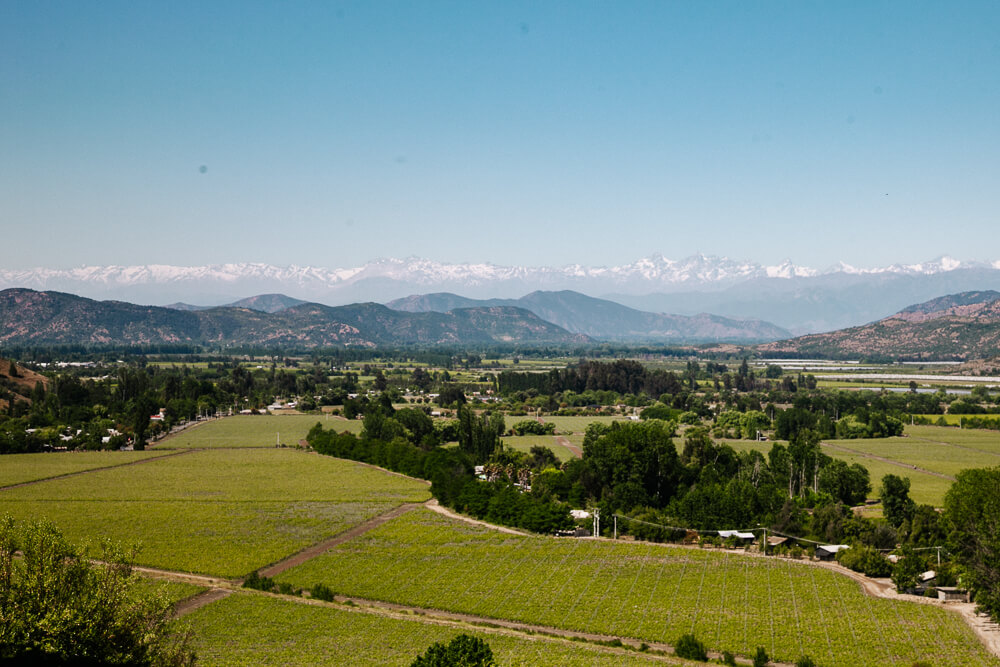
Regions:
[[0, 450, 166, 487], [158, 414, 331, 448], [0, 448, 430, 577], [276, 508, 998, 667], [189, 592, 679, 666]]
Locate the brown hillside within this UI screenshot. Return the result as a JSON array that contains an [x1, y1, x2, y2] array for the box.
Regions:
[[0, 358, 49, 408]]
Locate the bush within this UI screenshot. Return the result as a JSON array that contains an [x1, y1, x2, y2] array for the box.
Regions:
[[753, 646, 769, 667], [411, 634, 495, 667], [674, 633, 708, 661], [0, 517, 195, 666], [311, 582, 336, 602], [796, 657, 817, 667], [722, 651, 738, 665], [242, 570, 276, 592]]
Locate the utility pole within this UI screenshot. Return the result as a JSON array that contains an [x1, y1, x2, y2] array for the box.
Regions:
[[614, 515, 617, 540], [593, 508, 600, 538]]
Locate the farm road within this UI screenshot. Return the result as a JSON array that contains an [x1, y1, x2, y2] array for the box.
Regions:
[[0, 448, 196, 491], [257, 502, 424, 578], [819, 441, 955, 481], [554, 436, 583, 458]]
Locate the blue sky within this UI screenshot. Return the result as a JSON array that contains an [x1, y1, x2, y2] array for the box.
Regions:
[[2, 1, 999, 270]]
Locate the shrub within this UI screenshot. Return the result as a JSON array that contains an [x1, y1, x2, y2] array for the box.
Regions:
[[311, 582, 336, 602], [753, 646, 769, 667], [674, 633, 708, 662], [796, 657, 817, 667], [411, 634, 495, 667], [722, 651, 738, 665], [0, 517, 195, 665], [242, 570, 276, 592]]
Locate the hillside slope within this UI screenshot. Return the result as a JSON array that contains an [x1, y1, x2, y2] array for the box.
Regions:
[[388, 290, 790, 342], [0, 289, 588, 348], [758, 291, 1000, 360]]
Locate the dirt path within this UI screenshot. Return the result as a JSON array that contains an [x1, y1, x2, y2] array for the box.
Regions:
[[555, 435, 583, 458], [172, 588, 233, 617], [0, 448, 197, 491], [423, 498, 529, 535], [256, 503, 424, 578], [820, 441, 955, 481]]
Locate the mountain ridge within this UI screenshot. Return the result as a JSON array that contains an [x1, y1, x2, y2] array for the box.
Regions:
[[388, 290, 791, 342], [0, 289, 588, 348]]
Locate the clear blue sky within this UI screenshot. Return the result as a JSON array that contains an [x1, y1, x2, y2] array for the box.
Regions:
[[3, 1, 999, 270]]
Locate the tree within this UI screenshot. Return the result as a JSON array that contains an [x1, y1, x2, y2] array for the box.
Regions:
[[0, 517, 195, 665], [880, 474, 916, 528], [674, 633, 708, 661], [944, 467, 1000, 620], [411, 634, 495, 667]]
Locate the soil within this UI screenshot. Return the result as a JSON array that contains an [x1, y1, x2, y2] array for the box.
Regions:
[[554, 435, 583, 458]]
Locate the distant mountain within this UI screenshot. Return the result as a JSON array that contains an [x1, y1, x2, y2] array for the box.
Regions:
[[0, 289, 588, 348], [165, 293, 306, 313], [387, 290, 791, 342], [757, 291, 1000, 360], [4, 255, 1000, 334]]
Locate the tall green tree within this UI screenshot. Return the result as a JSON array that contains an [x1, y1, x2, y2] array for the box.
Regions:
[[944, 467, 1000, 620]]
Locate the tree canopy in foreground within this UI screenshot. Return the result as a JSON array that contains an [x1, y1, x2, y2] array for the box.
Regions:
[[0, 517, 195, 666]]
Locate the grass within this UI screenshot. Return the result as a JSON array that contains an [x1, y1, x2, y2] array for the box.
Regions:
[[501, 436, 577, 462], [0, 450, 167, 488], [133, 577, 205, 605], [0, 449, 430, 577], [275, 508, 997, 667], [828, 427, 1000, 480], [158, 414, 336, 448], [721, 438, 955, 506], [188, 592, 680, 666], [538, 415, 631, 433]]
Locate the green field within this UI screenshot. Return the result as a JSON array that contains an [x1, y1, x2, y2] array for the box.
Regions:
[[0, 450, 167, 488], [189, 593, 680, 666], [539, 415, 631, 433], [159, 415, 336, 448], [0, 449, 430, 577], [722, 438, 955, 506], [276, 509, 994, 667], [501, 435, 577, 462]]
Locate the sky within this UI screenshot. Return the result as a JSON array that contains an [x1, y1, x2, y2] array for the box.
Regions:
[[2, 1, 1000, 271]]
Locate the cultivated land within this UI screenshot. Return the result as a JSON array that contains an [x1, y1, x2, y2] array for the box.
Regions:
[[501, 435, 577, 462], [276, 508, 997, 667], [189, 594, 686, 666], [158, 414, 335, 448], [6, 415, 1000, 665], [0, 450, 167, 488], [0, 448, 430, 577]]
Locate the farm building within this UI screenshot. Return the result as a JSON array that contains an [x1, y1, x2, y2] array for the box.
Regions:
[[718, 530, 755, 545], [815, 544, 850, 560], [936, 587, 970, 602]]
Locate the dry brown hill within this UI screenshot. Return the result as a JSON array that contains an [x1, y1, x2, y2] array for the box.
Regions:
[[0, 358, 49, 409]]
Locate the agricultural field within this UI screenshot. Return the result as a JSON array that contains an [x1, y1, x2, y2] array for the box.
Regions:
[[0, 449, 430, 577], [722, 438, 955, 506], [906, 425, 1000, 455], [188, 593, 680, 666], [0, 450, 167, 488], [158, 414, 332, 448], [276, 509, 996, 667], [539, 415, 631, 433], [828, 429, 1000, 480], [501, 435, 577, 462]]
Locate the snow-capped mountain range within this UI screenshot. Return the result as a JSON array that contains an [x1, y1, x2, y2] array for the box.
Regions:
[[4, 254, 1000, 334]]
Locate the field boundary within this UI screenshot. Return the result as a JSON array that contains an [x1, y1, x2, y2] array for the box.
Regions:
[[820, 441, 955, 481], [0, 449, 197, 491], [256, 502, 425, 578]]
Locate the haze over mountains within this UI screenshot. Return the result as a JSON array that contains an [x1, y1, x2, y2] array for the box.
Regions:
[[387, 291, 790, 343], [757, 290, 1000, 361], [6, 254, 1000, 333]]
